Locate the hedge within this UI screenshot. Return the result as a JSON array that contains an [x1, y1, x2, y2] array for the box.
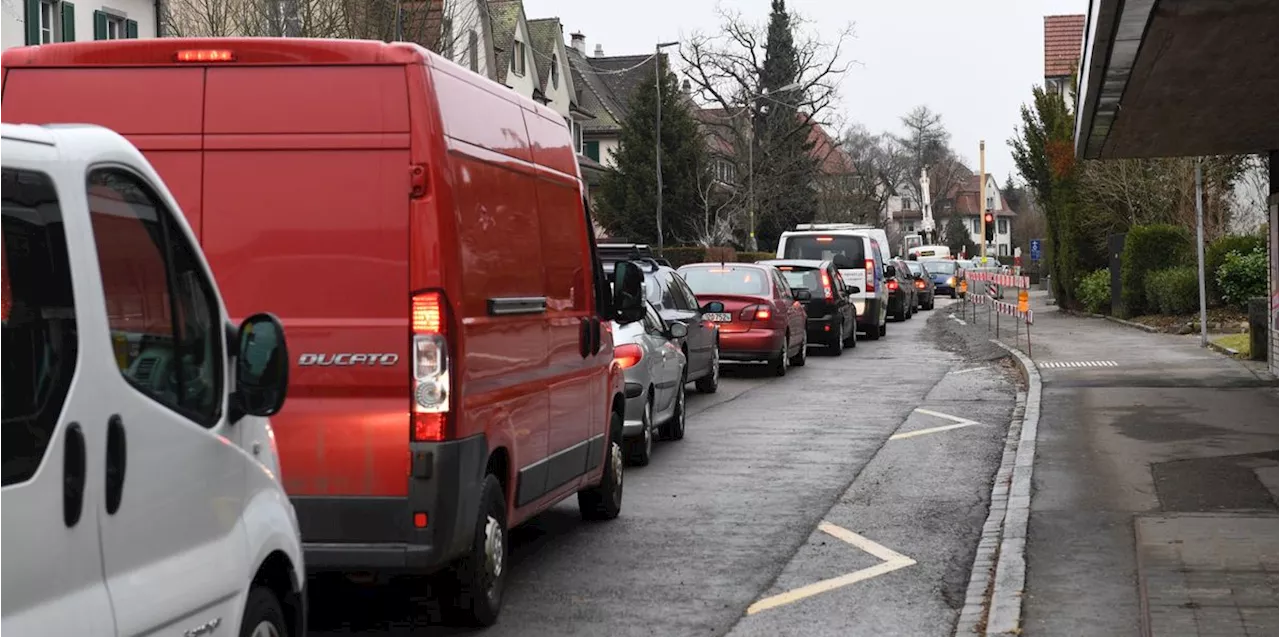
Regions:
[[1076, 269, 1111, 314], [1217, 248, 1268, 311], [735, 251, 775, 263], [1119, 224, 1191, 317], [1144, 267, 1199, 315], [1206, 234, 1265, 304], [660, 247, 709, 268]]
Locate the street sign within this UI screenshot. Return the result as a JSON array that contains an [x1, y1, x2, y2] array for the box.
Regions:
[[1029, 239, 1042, 262]]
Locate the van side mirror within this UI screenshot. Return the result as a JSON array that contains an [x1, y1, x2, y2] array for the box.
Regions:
[[230, 312, 289, 422], [612, 261, 646, 324], [701, 301, 725, 313], [668, 321, 688, 339]]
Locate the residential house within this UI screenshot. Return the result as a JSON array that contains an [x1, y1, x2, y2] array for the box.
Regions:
[[564, 33, 661, 170], [4, 0, 155, 50], [485, 0, 538, 96], [1043, 14, 1085, 95], [943, 174, 1016, 256], [525, 18, 604, 189]]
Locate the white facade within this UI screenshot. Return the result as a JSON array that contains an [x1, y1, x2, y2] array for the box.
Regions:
[[597, 137, 619, 168], [441, 0, 489, 79], [501, 10, 536, 97], [2, 0, 155, 51]]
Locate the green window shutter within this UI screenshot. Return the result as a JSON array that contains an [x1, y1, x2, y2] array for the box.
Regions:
[[60, 2, 74, 42], [125, 19, 137, 39], [93, 10, 106, 40], [585, 140, 599, 162], [25, 0, 40, 45]]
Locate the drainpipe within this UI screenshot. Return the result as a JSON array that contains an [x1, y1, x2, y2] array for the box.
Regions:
[[154, 0, 164, 36]]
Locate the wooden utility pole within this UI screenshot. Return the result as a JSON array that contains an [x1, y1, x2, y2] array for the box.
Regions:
[[979, 140, 987, 262]]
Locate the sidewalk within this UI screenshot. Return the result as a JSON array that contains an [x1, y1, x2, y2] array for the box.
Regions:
[[979, 290, 1278, 636]]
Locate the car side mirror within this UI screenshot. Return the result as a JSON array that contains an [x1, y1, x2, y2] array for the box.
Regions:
[[701, 301, 725, 313], [884, 265, 897, 278], [847, 286, 861, 294], [792, 288, 813, 302], [612, 260, 646, 324], [230, 312, 289, 422], [668, 321, 688, 338]]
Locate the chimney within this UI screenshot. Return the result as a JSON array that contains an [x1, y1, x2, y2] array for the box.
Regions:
[[570, 32, 586, 56], [681, 79, 691, 93], [594, 43, 604, 57]]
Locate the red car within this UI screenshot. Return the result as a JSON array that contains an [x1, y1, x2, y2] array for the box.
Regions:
[[678, 263, 810, 376]]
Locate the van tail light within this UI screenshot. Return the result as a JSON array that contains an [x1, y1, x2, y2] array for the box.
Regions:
[[175, 49, 235, 63], [412, 291, 450, 442], [614, 344, 643, 369], [821, 270, 834, 301], [741, 305, 771, 322], [864, 259, 876, 292], [887, 279, 899, 292]]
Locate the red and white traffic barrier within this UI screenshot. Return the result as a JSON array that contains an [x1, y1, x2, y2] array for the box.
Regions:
[[965, 270, 1030, 289]]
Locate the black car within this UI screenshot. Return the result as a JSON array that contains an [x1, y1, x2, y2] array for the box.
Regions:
[[601, 250, 722, 393], [904, 260, 936, 310], [759, 259, 858, 355], [885, 257, 916, 321]]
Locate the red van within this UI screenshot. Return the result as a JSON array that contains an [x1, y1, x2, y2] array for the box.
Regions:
[[2, 38, 647, 626]]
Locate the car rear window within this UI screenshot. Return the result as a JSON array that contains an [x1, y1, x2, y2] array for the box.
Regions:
[[905, 262, 924, 276], [926, 261, 957, 274], [783, 235, 865, 263], [777, 267, 822, 294], [680, 266, 770, 296], [2, 167, 79, 487]]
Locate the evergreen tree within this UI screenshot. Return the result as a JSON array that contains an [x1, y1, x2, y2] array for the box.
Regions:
[[596, 57, 707, 247], [753, 0, 818, 249], [942, 214, 978, 257]]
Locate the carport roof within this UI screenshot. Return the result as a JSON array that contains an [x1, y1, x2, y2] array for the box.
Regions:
[[1074, 0, 1278, 159]]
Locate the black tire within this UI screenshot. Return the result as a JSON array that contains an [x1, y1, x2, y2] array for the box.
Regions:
[[770, 337, 789, 377], [695, 343, 720, 394], [579, 412, 624, 521], [845, 323, 858, 348], [879, 322, 887, 337], [927, 298, 935, 310], [829, 323, 845, 356], [240, 586, 289, 637], [791, 333, 807, 367], [444, 474, 508, 627], [862, 322, 879, 341], [627, 395, 654, 466], [951, 290, 958, 299], [664, 379, 686, 441]]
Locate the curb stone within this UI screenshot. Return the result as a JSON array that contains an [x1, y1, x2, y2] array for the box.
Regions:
[[955, 339, 1043, 637], [1206, 340, 1241, 358], [1102, 315, 1162, 333]]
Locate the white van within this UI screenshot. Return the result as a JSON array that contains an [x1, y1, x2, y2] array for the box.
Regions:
[[1, 124, 306, 637], [777, 224, 890, 340]]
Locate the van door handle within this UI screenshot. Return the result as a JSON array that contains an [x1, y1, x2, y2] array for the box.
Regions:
[[63, 423, 87, 528], [105, 415, 127, 515]]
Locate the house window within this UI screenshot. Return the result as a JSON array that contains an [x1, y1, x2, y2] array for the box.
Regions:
[[570, 121, 584, 153], [987, 195, 995, 210], [468, 31, 479, 72], [971, 218, 981, 234], [998, 243, 1009, 257], [584, 140, 600, 162], [550, 54, 559, 89], [998, 218, 1009, 235], [715, 160, 735, 184], [39, 1, 56, 43], [903, 222, 915, 232], [512, 40, 527, 76], [94, 10, 134, 40], [902, 198, 913, 210]]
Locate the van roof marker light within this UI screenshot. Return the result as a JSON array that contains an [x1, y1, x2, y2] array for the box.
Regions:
[[175, 49, 235, 63]]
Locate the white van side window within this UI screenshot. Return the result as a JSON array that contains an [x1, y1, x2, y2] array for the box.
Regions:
[[1, 168, 79, 486], [87, 169, 224, 427]]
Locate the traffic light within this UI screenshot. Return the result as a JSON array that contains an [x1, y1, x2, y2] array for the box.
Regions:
[[984, 212, 995, 242]]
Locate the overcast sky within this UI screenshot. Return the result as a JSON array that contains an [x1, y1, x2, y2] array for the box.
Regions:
[[524, 0, 1085, 184]]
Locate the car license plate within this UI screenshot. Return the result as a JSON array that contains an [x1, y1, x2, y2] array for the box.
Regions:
[[705, 312, 732, 322]]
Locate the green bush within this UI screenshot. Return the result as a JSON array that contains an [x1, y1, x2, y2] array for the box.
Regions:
[[1206, 234, 1265, 303], [1144, 267, 1200, 315], [1216, 248, 1268, 311], [1076, 269, 1111, 314], [734, 251, 775, 263], [660, 246, 709, 268], [1119, 224, 1192, 317]]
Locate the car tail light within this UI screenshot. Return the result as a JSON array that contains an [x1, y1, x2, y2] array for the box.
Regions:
[[864, 259, 876, 292], [412, 291, 450, 442], [821, 270, 834, 301], [887, 279, 899, 292], [175, 49, 235, 62], [614, 344, 643, 369], [914, 279, 925, 289], [740, 305, 771, 322]]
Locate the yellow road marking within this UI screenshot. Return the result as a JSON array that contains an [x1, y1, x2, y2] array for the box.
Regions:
[[745, 522, 916, 615]]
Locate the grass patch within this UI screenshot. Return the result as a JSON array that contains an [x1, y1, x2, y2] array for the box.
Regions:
[[1212, 333, 1250, 358]]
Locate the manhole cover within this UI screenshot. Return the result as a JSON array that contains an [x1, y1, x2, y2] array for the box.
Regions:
[[1038, 360, 1119, 368]]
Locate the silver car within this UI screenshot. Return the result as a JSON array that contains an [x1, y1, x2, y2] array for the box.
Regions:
[[613, 302, 689, 466]]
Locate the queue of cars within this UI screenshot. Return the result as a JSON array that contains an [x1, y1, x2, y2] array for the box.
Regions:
[[1, 37, 980, 635]]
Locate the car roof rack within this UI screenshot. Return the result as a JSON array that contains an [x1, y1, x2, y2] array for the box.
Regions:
[[792, 223, 874, 231]]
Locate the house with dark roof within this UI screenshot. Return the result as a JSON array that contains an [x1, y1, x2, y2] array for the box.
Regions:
[[936, 174, 1016, 256], [564, 32, 663, 169], [1043, 14, 1085, 95], [485, 0, 539, 97]]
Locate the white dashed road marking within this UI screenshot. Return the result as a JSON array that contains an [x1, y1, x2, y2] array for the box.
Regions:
[[1037, 360, 1119, 369], [949, 366, 988, 375], [746, 522, 916, 615]]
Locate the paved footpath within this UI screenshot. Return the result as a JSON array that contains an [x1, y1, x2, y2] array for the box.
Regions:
[[958, 289, 1278, 637]]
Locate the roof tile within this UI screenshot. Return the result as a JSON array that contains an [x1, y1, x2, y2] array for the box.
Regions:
[[1044, 14, 1086, 79]]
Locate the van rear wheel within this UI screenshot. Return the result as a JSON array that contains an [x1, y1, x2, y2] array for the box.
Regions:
[[240, 586, 288, 637], [444, 474, 507, 627]]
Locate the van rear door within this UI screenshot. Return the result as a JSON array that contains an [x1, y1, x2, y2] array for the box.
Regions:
[[1, 68, 208, 236], [198, 65, 414, 502]]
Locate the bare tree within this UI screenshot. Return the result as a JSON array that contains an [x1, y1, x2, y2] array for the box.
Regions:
[[683, 166, 743, 248], [818, 124, 911, 226], [1230, 153, 1272, 234]]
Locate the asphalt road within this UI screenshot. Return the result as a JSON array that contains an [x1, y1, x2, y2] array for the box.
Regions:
[[308, 298, 1018, 637]]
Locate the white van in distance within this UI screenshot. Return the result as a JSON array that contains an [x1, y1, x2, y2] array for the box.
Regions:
[[1, 123, 306, 637]]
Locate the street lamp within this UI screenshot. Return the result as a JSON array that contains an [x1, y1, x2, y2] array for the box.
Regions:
[[746, 81, 802, 251], [654, 40, 680, 255]]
